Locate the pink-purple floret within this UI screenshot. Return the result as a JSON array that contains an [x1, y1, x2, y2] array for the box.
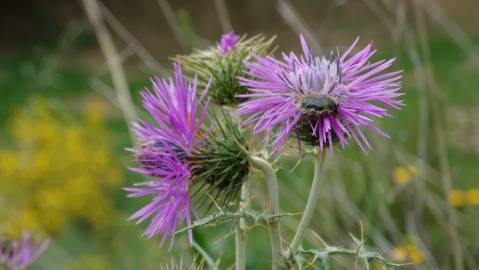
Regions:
[[125, 64, 210, 248], [238, 35, 404, 154], [0, 232, 49, 270], [219, 31, 240, 54]]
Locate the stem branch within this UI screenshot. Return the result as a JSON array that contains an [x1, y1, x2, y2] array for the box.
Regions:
[[250, 156, 284, 269], [235, 181, 249, 270], [288, 153, 325, 256]]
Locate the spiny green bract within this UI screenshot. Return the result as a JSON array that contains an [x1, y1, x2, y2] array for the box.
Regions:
[[188, 113, 250, 209], [173, 35, 275, 105]]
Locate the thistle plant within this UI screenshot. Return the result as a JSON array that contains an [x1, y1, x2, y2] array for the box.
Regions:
[[125, 64, 250, 247], [0, 232, 49, 270], [125, 33, 404, 269]]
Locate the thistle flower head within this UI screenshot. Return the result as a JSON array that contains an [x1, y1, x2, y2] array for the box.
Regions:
[[173, 33, 275, 105], [0, 232, 49, 270], [126, 65, 250, 248], [133, 64, 210, 151], [188, 112, 250, 208], [219, 32, 240, 54], [238, 35, 403, 154], [126, 64, 209, 247]]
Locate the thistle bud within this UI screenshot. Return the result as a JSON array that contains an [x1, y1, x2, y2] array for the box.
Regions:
[[174, 32, 275, 105], [188, 115, 250, 208]]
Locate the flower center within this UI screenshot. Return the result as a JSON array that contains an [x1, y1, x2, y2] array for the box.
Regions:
[[280, 55, 342, 97], [300, 94, 338, 115], [294, 94, 341, 147]]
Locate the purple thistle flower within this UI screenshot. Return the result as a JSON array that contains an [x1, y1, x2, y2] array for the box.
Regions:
[[219, 31, 240, 54], [125, 64, 210, 248], [238, 35, 403, 154], [0, 232, 49, 270]]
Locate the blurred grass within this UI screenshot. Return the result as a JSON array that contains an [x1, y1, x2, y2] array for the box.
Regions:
[[0, 15, 478, 269]]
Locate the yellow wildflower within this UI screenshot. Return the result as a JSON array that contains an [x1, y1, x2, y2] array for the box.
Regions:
[[448, 190, 465, 208], [392, 246, 408, 262], [406, 244, 424, 264], [0, 151, 17, 177], [466, 188, 479, 206], [0, 97, 123, 234], [393, 165, 417, 185], [393, 243, 424, 264]]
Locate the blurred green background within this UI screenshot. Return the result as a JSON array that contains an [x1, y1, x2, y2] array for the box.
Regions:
[[1, 0, 479, 269]]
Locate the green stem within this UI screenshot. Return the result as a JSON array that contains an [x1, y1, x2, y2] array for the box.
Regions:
[[288, 152, 325, 256], [250, 156, 284, 269], [235, 181, 249, 270], [297, 246, 405, 268]]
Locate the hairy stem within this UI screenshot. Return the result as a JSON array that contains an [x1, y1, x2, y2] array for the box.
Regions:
[[235, 181, 249, 270], [297, 246, 404, 268], [288, 152, 325, 256], [250, 156, 284, 269]]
